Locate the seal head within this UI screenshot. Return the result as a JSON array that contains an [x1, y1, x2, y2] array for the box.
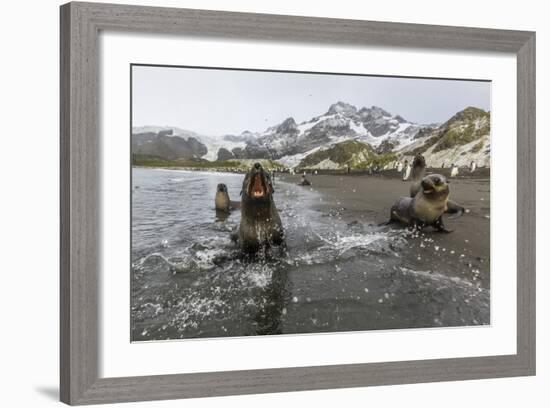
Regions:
[[215, 183, 231, 212], [420, 174, 449, 199], [242, 162, 274, 202]]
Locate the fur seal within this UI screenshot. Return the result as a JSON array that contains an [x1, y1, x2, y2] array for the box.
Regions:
[[409, 153, 427, 197], [298, 175, 312, 186], [388, 174, 465, 232], [214, 183, 241, 212], [236, 163, 284, 254]]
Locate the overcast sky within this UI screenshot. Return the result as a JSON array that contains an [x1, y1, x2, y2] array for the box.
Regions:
[[132, 65, 490, 137]]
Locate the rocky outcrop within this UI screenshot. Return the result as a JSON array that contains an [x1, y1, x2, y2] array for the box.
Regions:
[[216, 147, 235, 161], [376, 138, 398, 154], [132, 131, 207, 160], [397, 107, 491, 168], [299, 140, 375, 169]]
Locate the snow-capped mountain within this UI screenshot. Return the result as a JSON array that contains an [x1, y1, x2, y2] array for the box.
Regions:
[[250, 102, 428, 159], [212, 102, 437, 168], [396, 106, 491, 168], [132, 103, 490, 169]]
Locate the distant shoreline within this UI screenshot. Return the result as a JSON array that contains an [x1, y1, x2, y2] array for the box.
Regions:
[[132, 164, 490, 180], [132, 165, 248, 174]]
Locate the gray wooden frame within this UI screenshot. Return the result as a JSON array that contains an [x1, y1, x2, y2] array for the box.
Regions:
[[60, 1, 536, 405]]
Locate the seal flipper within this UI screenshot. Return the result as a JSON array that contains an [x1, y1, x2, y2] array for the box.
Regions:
[[392, 210, 410, 225], [445, 199, 465, 219], [379, 209, 399, 226], [434, 216, 453, 233]]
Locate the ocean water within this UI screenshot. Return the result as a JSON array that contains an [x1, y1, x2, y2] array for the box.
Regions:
[[131, 168, 489, 341]]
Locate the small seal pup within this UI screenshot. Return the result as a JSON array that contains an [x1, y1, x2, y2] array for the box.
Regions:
[[298, 174, 312, 186], [388, 174, 465, 232], [409, 153, 427, 197], [214, 183, 241, 212], [235, 163, 284, 254]]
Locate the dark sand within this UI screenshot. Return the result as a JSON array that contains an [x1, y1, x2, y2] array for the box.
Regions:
[[131, 168, 491, 340], [278, 172, 490, 290]]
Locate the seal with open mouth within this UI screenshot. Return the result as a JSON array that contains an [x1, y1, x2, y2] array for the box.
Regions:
[[236, 162, 284, 253], [388, 174, 465, 232], [215, 183, 241, 212]]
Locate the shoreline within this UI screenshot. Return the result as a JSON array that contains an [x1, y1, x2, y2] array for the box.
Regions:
[[133, 164, 491, 180], [277, 173, 490, 290]]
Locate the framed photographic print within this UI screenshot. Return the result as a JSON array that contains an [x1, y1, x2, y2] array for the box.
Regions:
[[60, 2, 536, 405]]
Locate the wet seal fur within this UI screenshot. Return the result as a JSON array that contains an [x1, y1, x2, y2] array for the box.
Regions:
[[409, 153, 427, 197], [215, 183, 240, 212], [389, 174, 465, 232], [234, 163, 284, 254]]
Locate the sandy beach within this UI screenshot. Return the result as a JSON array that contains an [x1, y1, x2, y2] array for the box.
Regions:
[[131, 168, 490, 341], [278, 171, 491, 290]]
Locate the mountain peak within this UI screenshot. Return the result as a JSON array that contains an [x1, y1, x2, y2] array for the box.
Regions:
[[461, 106, 489, 116], [445, 106, 489, 126], [369, 105, 391, 117], [276, 117, 298, 134], [327, 101, 358, 116], [394, 114, 407, 124]]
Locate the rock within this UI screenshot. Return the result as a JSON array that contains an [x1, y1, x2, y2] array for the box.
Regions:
[[217, 147, 234, 161]]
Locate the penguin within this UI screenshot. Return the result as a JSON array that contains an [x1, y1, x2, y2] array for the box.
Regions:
[[402, 160, 411, 181], [450, 164, 459, 178]]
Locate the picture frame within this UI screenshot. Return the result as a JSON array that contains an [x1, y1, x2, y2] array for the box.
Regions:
[[60, 1, 536, 405]]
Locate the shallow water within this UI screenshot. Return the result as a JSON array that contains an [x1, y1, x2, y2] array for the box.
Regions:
[[131, 168, 489, 341]]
